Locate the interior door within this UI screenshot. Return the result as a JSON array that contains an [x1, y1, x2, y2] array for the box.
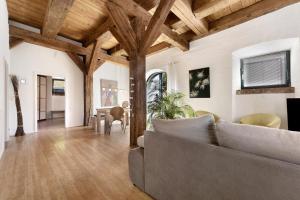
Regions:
[[37, 75, 47, 121]]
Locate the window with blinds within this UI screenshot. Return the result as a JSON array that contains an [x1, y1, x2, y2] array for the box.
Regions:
[[241, 51, 291, 89]]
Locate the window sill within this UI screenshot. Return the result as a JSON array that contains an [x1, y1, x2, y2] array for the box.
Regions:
[[236, 87, 295, 95]]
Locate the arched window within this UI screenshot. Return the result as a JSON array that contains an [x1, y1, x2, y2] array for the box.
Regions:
[[146, 72, 167, 103]]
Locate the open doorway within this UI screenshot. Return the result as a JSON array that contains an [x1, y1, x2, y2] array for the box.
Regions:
[[37, 75, 66, 131]]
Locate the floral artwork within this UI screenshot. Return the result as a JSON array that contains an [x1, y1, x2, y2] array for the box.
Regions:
[[101, 79, 118, 106], [189, 67, 210, 98]]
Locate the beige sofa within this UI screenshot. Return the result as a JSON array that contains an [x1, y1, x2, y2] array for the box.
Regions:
[[129, 116, 300, 200]]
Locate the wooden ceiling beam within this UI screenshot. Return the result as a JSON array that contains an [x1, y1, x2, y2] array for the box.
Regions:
[[83, 18, 112, 47], [9, 37, 24, 49], [83, 0, 158, 47], [141, 0, 175, 54], [109, 0, 189, 51], [109, 26, 132, 55], [95, 60, 106, 72], [193, 0, 241, 19], [66, 52, 86, 73], [147, 42, 172, 56], [88, 40, 102, 73], [203, 0, 300, 40], [98, 51, 129, 66], [134, 0, 159, 10], [10, 25, 91, 55], [42, 0, 75, 38], [171, 0, 208, 35], [9, 25, 129, 66], [109, 44, 126, 57], [109, 41, 172, 57], [106, 2, 137, 53]]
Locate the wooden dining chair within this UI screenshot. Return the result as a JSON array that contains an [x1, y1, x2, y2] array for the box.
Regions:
[[104, 106, 127, 134]]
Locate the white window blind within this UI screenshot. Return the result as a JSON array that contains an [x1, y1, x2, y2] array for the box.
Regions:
[[241, 51, 290, 88]]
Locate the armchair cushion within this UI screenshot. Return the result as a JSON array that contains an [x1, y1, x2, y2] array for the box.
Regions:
[[240, 113, 281, 128]]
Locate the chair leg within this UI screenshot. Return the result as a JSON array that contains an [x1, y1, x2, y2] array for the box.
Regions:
[[121, 121, 126, 133], [121, 121, 124, 131]]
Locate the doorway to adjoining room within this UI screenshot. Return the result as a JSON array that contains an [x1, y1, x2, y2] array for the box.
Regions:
[[37, 75, 66, 131]]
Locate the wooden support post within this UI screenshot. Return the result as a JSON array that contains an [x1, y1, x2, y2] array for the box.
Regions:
[[84, 72, 93, 126], [83, 40, 106, 126], [129, 54, 146, 146], [106, 0, 174, 146], [129, 17, 146, 146]]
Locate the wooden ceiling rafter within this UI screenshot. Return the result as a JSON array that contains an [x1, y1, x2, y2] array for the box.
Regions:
[[95, 59, 106, 72], [83, 0, 159, 48], [146, 41, 172, 56], [87, 40, 102, 74], [83, 18, 112, 47], [108, 40, 172, 57], [108, 0, 189, 51], [98, 50, 129, 66], [140, 0, 175, 54], [9, 37, 24, 49], [8, 0, 300, 62], [171, 0, 208, 35], [66, 52, 86, 73], [109, 26, 132, 56], [193, 0, 242, 19], [106, 2, 137, 54], [10, 25, 90, 55], [42, 0, 75, 38], [9, 25, 129, 67], [194, 0, 300, 40]]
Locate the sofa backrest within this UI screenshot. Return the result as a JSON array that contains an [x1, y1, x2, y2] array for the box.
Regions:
[[217, 120, 300, 165], [152, 114, 217, 144], [144, 131, 300, 200]]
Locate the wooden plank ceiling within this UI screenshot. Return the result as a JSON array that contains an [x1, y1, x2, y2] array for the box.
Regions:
[[7, 0, 300, 59]]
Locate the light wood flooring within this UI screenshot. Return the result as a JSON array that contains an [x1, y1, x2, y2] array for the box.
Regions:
[[38, 118, 65, 131], [0, 124, 152, 200]]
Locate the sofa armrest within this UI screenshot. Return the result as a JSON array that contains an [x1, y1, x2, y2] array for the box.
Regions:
[[128, 147, 145, 191]]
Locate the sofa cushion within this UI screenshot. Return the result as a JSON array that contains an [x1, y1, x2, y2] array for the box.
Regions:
[[216, 120, 300, 164], [137, 135, 144, 148], [152, 115, 217, 144]]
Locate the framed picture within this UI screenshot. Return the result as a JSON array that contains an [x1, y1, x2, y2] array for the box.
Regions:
[[101, 79, 118, 106], [52, 79, 65, 96], [189, 67, 210, 98]]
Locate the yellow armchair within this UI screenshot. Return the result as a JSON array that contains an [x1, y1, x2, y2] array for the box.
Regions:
[[239, 113, 281, 128], [195, 110, 220, 123]]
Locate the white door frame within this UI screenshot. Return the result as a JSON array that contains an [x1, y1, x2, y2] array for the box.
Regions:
[[4, 59, 9, 142], [33, 73, 67, 132]]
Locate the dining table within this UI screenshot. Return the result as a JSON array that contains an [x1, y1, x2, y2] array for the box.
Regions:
[[96, 106, 129, 134]]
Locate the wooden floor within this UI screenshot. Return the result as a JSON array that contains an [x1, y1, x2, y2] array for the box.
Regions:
[[38, 118, 65, 131], [0, 124, 152, 200]]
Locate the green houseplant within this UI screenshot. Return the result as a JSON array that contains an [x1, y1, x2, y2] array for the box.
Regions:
[[147, 92, 195, 127]]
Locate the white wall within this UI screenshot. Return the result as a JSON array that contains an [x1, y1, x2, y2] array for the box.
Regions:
[[9, 43, 84, 134], [147, 3, 300, 127], [232, 38, 300, 128], [93, 62, 129, 114], [52, 95, 65, 111], [0, 0, 10, 158]]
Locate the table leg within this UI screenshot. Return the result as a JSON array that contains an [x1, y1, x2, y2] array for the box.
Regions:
[[97, 111, 101, 134], [125, 111, 129, 125]]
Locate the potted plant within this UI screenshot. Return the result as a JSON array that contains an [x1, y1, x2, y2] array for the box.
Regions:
[[147, 91, 195, 128]]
